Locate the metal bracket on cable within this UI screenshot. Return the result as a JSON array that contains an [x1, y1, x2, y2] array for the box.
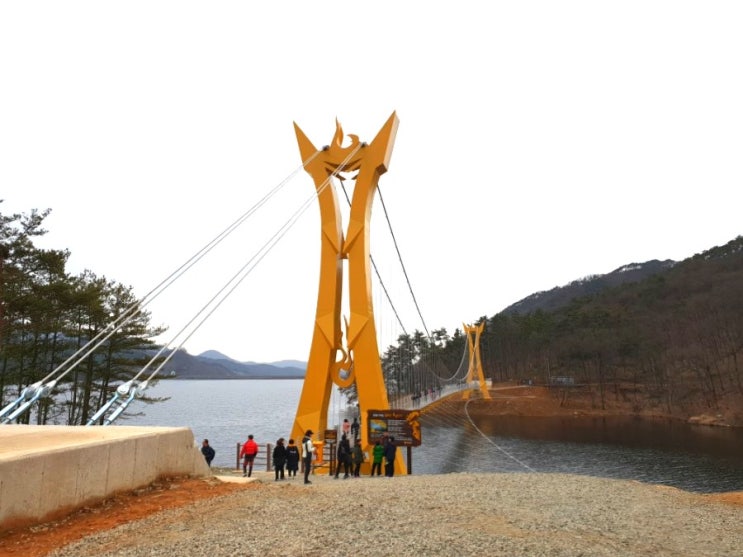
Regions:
[[0, 391, 28, 421], [85, 380, 136, 425], [1, 380, 57, 424], [102, 380, 149, 426]]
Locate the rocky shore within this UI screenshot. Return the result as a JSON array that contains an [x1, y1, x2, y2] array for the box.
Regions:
[[47, 471, 742, 557]]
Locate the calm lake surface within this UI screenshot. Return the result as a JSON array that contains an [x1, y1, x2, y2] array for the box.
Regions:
[[118, 379, 743, 493]]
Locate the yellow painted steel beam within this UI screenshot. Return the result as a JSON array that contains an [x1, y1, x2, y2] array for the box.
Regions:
[[290, 113, 405, 475]]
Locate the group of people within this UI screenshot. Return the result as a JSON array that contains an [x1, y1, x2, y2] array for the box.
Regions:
[[206, 427, 398, 482], [333, 433, 364, 479], [268, 437, 301, 481], [335, 432, 397, 478], [371, 434, 398, 477], [239, 434, 305, 480], [224, 431, 314, 484]]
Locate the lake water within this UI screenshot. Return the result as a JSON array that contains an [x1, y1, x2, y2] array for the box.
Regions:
[[118, 379, 743, 493], [118, 379, 312, 469]]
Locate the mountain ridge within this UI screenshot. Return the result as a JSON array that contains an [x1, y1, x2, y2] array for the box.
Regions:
[[501, 259, 677, 315], [165, 349, 305, 380], [197, 350, 305, 369]]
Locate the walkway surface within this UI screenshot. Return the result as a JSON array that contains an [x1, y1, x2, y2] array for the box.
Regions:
[[0, 424, 172, 459], [0, 424, 210, 532]]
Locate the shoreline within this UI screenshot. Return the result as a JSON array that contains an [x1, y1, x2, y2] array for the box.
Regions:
[[447, 384, 743, 428]]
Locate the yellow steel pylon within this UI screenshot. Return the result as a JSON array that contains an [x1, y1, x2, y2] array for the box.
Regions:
[[290, 113, 405, 475], [462, 322, 491, 400]]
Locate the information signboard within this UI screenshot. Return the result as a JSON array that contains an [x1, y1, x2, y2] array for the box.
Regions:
[[366, 409, 421, 447]]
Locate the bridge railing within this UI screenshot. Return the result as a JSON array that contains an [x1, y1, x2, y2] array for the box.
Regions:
[[234, 443, 271, 472], [234, 442, 337, 475], [390, 381, 475, 411]]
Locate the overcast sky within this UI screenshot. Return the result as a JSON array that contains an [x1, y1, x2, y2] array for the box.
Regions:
[[2, 2, 741, 364]]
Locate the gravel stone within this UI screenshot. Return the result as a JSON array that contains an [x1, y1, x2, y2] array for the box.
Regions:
[[48, 472, 743, 557]]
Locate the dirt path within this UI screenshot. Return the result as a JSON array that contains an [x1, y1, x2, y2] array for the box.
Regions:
[[0, 475, 250, 557]]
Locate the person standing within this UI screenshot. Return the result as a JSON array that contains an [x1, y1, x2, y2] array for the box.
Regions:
[[240, 434, 259, 477], [370, 439, 384, 476], [334, 434, 351, 479], [351, 439, 364, 477], [302, 430, 315, 484], [272, 438, 287, 481], [351, 417, 360, 441], [285, 438, 300, 479], [383, 435, 397, 477], [201, 439, 215, 467]]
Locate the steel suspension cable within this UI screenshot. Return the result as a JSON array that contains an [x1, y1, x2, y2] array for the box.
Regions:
[[98, 146, 361, 424], [373, 184, 473, 398], [53, 153, 319, 387], [463, 398, 537, 472], [376, 185, 431, 339], [141, 164, 344, 385], [4, 153, 317, 424], [410, 390, 538, 473], [336, 181, 408, 337]]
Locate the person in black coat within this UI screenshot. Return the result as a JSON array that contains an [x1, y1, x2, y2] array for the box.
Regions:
[[273, 438, 287, 481], [383, 435, 397, 477], [335, 434, 352, 479], [201, 439, 215, 467], [285, 438, 300, 478]]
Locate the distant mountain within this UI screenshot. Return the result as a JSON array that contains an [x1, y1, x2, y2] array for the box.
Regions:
[[263, 359, 307, 369], [162, 349, 306, 380], [502, 259, 677, 315], [198, 350, 233, 361], [198, 351, 305, 370]]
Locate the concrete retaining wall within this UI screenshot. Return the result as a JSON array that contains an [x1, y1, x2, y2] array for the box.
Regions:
[[0, 425, 211, 532]]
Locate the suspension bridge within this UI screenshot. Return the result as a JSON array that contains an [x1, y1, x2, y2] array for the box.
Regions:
[[1, 113, 491, 434], [0, 114, 524, 530]]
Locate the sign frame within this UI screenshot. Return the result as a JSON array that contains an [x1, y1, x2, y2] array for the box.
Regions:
[[367, 409, 421, 447]]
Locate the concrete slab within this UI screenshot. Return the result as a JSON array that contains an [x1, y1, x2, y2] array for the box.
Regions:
[[0, 424, 210, 532], [214, 475, 258, 484]]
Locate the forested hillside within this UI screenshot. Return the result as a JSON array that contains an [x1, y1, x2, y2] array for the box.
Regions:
[[502, 259, 676, 315], [0, 206, 163, 425], [478, 236, 743, 425]]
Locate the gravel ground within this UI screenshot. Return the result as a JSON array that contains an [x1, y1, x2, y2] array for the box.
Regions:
[[48, 472, 742, 557]]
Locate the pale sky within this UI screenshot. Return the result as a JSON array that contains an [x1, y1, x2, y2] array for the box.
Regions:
[[2, 2, 741, 364]]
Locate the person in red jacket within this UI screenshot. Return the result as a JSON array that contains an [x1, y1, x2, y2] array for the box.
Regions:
[[240, 434, 259, 477]]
